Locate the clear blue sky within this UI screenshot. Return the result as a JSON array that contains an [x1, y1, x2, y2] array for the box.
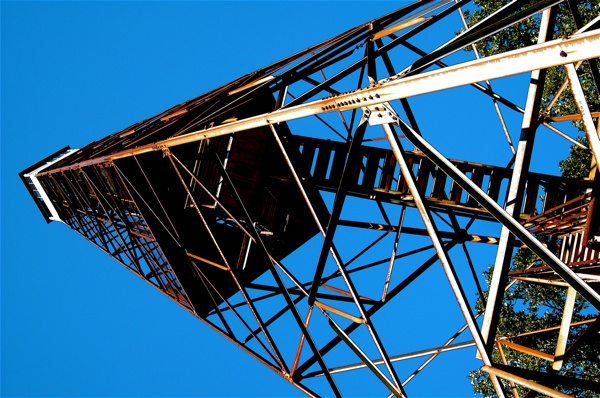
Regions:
[[2, 2, 580, 397]]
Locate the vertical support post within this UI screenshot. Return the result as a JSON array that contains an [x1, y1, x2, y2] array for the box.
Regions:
[[480, 8, 556, 354], [552, 286, 576, 370]]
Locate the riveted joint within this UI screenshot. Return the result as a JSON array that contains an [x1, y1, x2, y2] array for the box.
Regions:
[[158, 145, 171, 156]]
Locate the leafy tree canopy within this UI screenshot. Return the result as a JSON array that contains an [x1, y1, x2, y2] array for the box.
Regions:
[[560, 136, 593, 178]]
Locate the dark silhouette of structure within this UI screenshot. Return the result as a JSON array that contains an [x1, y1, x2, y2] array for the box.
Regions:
[[21, 1, 600, 396]]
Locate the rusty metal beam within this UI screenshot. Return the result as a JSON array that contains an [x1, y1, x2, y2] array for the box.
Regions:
[[494, 363, 600, 393], [337, 219, 508, 244], [496, 342, 521, 398], [498, 340, 554, 362], [482, 366, 571, 398], [308, 340, 476, 378], [326, 315, 406, 397], [37, 30, 600, 175]]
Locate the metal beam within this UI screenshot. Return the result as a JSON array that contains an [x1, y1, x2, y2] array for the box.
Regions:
[[39, 30, 600, 174], [481, 7, 556, 354], [482, 366, 571, 398], [383, 122, 506, 397], [326, 315, 406, 398], [308, 340, 476, 377], [552, 286, 577, 370], [398, 120, 600, 310], [565, 62, 600, 165]]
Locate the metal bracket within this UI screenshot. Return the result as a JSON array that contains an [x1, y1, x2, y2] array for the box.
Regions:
[[363, 102, 399, 126]]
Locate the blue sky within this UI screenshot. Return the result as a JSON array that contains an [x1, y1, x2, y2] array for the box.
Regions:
[[2, 1, 583, 397]]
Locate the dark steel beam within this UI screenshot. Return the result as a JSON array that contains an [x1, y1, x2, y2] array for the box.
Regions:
[[206, 151, 343, 397], [295, 240, 459, 377], [307, 340, 476, 378], [382, 122, 505, 396], [326, 315, 406, 397]]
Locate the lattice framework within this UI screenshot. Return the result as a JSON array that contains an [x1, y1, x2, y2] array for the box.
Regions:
[[20, 1, 600, 396]]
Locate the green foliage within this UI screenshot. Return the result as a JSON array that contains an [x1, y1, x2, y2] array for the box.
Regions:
[[462, 1, 600, 396], [560, 136, 593, 178]]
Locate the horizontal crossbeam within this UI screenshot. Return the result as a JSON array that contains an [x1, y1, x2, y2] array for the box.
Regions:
[[39, 30, 600, 174]]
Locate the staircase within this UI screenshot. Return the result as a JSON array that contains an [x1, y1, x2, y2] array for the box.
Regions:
[[289, 135, 590, 222]]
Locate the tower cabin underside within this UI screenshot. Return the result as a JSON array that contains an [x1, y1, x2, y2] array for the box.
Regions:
[[20, 89, 322, 317]]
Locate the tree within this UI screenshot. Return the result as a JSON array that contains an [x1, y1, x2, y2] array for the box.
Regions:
[[560, 136, 593, 179], [462, 1, 600, 396]]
